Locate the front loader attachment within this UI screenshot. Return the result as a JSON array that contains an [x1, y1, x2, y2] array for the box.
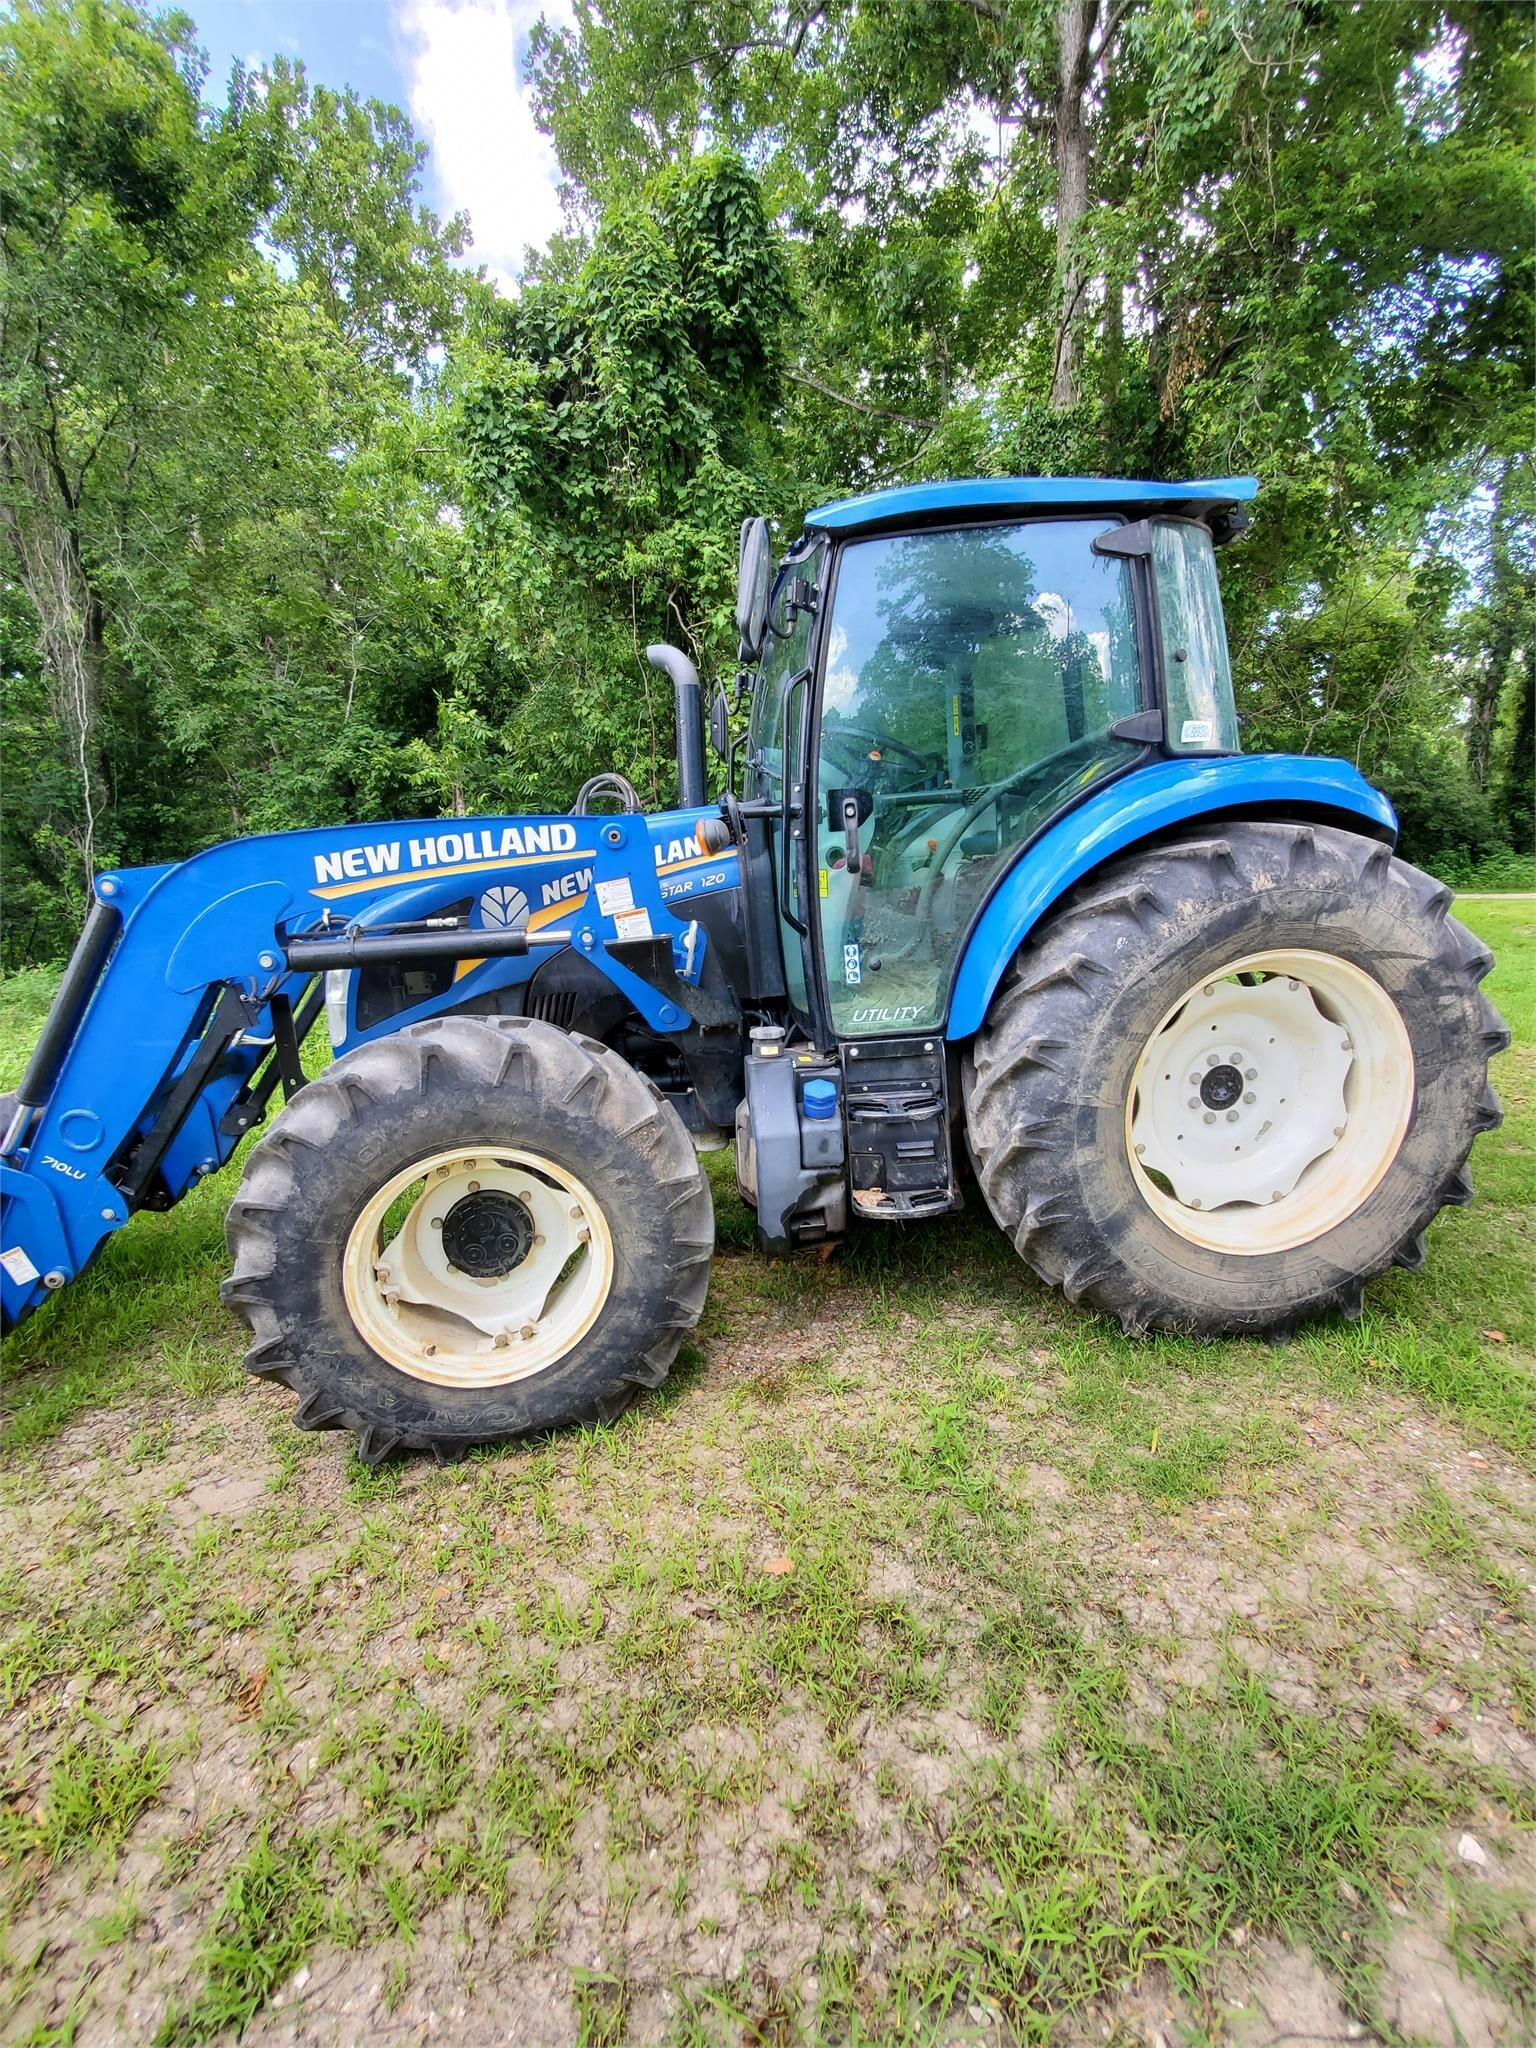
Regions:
[[0, 807, 741, 1334]]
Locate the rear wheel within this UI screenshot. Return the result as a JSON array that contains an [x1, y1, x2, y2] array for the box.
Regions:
[[963, 822, 1507, 1336], [223, 1015, 713, 1463]]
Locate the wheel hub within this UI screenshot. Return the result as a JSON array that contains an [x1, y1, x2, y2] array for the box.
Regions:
[[441, 1189, 534, 1278], [342, 1148, 615, 1388], [1126, 948, 1415, 1256], [1198, 1062, 1243, 1111]]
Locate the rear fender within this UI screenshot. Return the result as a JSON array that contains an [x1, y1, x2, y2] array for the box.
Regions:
[[945, 755, 1396, 1041]]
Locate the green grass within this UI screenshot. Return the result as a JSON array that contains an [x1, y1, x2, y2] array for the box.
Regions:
[[159, 1830, 335, 2045], [0, 900, 1532, 2044], [0, 971, 58, 1094], [1, 1721, 175, 1877]]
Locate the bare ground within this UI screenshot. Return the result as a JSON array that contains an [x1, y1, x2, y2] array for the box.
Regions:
[[3, 1263, 1534, 2048]]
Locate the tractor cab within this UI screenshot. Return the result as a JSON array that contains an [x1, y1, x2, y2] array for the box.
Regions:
[[736, 477, 1253, 1046]]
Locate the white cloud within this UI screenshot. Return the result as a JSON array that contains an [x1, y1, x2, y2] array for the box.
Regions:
[[394, 0, 574, 295]]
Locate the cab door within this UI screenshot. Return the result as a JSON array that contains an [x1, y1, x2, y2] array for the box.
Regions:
[[810, 517, 1149, 1038], [744, 542, 827, 1029]]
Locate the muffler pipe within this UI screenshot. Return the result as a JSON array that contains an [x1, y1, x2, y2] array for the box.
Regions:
[[646, 643, 707, 809]]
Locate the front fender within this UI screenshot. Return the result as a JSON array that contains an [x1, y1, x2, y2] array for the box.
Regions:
[[945, 755, 1396, 1041]]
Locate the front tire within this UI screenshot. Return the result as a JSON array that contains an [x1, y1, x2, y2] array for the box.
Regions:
[[222, 1015, 713, 1463], [963, 822, 1507, 1337]]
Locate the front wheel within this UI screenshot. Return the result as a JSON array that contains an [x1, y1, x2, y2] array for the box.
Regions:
[[963, 822, 1507, 1337], [223, 1015, 714, 1463]]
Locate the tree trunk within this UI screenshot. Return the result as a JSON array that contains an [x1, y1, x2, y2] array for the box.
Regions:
[[1501, 643, 1534, 853], [1469, 468, 1518, 792], [0, 433, 107, 890], [1102, 268, 1124, 414], [1049, 0, 1095, 411]]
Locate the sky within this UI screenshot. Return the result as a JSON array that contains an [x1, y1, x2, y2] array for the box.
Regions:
[[190, 0, 574, 292]]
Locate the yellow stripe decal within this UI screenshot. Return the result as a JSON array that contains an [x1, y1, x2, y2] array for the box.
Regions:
[[529, 892, 584, 930], [309, 851, 591, 901], [655, 847, 740, 876]]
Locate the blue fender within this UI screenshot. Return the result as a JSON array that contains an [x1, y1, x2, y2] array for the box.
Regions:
[[945, 754, 1397, 1041]]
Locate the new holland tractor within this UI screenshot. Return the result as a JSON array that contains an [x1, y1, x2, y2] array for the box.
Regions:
[[0, 477, 1507, 1463]]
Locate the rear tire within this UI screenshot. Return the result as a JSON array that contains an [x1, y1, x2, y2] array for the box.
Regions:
[[962, 822, 1507, 1337], [222, 1015, 713, 1463]]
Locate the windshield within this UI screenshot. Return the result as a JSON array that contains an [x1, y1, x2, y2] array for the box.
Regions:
[[817, 518, 1144, 1035]]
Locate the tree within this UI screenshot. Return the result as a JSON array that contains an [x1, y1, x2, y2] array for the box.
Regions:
[[0, 0, 274, 887], [527, 0, 1535, 849], [0, 0, 476, 950], [447, 153, 790, 812]]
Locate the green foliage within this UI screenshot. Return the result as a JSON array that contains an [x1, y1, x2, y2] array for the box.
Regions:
[[528, 0, 1535, 860], [0, 0, 472, 960], [446, 153, 790, 810], [0, 0, 1531, 957]]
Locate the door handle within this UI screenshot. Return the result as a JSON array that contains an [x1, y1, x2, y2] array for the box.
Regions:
[[777, 669, 811, 935], [840, 793, 862, 870]]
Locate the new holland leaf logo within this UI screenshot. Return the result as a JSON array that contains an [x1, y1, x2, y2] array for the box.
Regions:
[[479, 886, 529, 930]]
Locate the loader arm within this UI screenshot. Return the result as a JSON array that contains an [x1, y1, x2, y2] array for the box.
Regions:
[[0, 808, 740, 1333]]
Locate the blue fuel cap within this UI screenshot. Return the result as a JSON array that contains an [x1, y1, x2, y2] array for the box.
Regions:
[[802, 1078, 839, 1120]]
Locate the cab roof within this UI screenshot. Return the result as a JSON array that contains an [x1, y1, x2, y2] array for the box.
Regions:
[[802, 475, 1259, 540]]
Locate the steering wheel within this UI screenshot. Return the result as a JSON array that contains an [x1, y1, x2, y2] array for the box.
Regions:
[[820, 722, 942, 782], [876, 734, 1114, 963]]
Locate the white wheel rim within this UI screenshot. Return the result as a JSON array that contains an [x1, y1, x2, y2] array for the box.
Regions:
[[342, 1147, 615, 1387], [1127, 949, 1414, 1256]]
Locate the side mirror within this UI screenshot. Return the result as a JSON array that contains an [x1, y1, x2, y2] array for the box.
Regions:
[[709, 685, 732, 762], [736, 515, 771, 660]]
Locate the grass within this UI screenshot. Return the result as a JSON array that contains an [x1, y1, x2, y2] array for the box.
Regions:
[[159, 1830, 335, 2045], [0, 898, 1532, 2043]]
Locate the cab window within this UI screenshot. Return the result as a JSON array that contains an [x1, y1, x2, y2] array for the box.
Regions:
[[816, 518, 1143, 1036]]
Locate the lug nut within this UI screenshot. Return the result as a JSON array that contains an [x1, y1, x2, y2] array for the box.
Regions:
[[1188, 1072, 1202, 1087], [1203, 1111, 1216, 1125], [1226, 1109, 1239, 1122], [1243, 1091, 1256, 1104], [1207, 1052, 1221, 1067], [1189, 1197, 1202, 1209], [493, 1333, 510, 1349], [424, 1342, 437, 1356], [431, 1216, 443, 1230], [1188, 1096, 1199, 1110], [520, 1323, 535, 1340], [1244, 1066, 1257, 1080], [1271, 1191, 1284, 1202], [1135, 1143, 1146, 1157], [467, 1180, 480, 1193]]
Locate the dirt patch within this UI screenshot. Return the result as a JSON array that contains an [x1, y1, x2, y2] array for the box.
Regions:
[[4, 1302, 1534, 2045]]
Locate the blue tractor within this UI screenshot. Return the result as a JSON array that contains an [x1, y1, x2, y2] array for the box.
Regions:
[[0, 477, 1506, 1463]]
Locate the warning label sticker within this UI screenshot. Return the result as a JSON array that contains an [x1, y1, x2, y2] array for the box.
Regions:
[[596, 876, 635, 916], [1, 1246, 41, 1288], [613, 906, 654, 942]]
